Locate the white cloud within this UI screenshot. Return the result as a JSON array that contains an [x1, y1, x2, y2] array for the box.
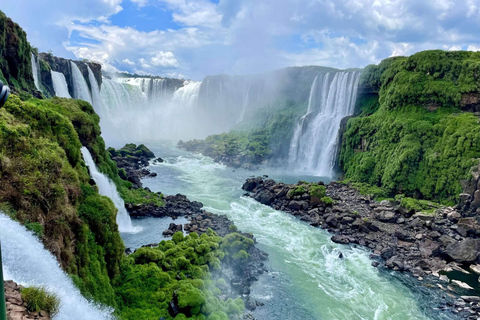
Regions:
[[122, 59, 136, 66], [130, 0, 149, 8], [467, 45, 480, 52], [3, 0, 480, 79], [151, 51, 179, 67]]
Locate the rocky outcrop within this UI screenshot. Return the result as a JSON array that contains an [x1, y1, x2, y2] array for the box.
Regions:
[[243, 177, 480, 317], [108, 144, 157, 188], [4, 281, 51, 320], [461, 93, 480, 112]]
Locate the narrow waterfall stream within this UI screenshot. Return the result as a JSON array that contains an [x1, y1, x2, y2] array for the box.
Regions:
[[30, 53, 41, 91], [51, 71, 71, 98], [0, 213, 114, 320], [80, 147, 138, 233]]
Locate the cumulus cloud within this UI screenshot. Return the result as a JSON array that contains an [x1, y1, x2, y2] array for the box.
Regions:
[[3, 0, 480, 79], [151, 51, 179, 67], [122, 58, 136, 66]]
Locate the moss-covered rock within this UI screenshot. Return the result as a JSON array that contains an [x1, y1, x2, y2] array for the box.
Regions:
[[340, 50, 480, 203]]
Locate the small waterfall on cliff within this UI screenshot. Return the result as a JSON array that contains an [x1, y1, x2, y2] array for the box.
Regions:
[[0, 213, 114, 320], [87, 66, 103, 110], [51, 71, 71, 98], [238, 80, 251, 123], [288, 71, 360, 177], [31, 53, 41, 91], [80, 147, 138, 233], [70, 61, 92, 104]]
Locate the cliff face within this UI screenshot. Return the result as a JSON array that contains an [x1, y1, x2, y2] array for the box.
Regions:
[[0, 10, 36, 94], [39, 53, 103, 97], [339, 50, 480, 203]]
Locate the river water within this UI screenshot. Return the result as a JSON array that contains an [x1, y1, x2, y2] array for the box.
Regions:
[[127, 141, 456, 320]]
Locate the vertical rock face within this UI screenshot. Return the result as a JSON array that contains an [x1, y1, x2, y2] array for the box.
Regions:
[[4, 281, 51, 320], [38, 53, 103, 99], [0, 10, 36, 93]]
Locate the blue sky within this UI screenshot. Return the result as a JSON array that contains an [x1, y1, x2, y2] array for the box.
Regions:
[[3, 0, 480, 80]]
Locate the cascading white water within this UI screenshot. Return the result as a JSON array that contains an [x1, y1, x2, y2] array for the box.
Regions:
[[117, 77, 169, 102], [97, 78, 202, 143], [171, 80, 201, 109], [288, 71, 360, 177], [0, 213, 114, 320], [51, 71, 71, 98], [31, 53, 41, 91], [70, 61, 93, 104], [80, 147, 138, 233], [87, 66, 103, 111]]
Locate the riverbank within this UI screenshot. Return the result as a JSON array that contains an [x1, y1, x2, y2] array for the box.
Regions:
[[243, 177, 480, 319]]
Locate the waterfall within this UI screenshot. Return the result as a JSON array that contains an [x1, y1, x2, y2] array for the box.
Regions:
[[31, 53, 41, 91], [87, 66, 103, 110], [238, 80, 251, 123], [0, 213, 114, 320], [171, 80, 201, 108], [288, 71, 360, 177], [51, 71, 71, 98], [70, 62, 92, 104], [80, 147, 138, 233], [117, 77, 168, 102]]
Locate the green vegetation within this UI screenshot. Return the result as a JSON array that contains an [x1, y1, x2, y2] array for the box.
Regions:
[[108, 143, 155, 159], [309, 184, 326, 198], [0, 94, 122, 306], [341, 50, 480, 203], [24, 221, 44, 238], [395, 195, 440, 213], [21, 286, 60, 316], [321, 197, 333, 206], [114, 230, 252, 320], [288, 185, 306, 198], [0, 10, 36, 92]]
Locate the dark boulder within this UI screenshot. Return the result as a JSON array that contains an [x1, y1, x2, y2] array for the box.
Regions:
[[444, 238, 480, 263]]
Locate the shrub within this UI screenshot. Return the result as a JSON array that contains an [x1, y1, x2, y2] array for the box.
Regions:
[[309, 184, 326, 198], [321, 196, 333, 206], [21, 287, 60, 316]]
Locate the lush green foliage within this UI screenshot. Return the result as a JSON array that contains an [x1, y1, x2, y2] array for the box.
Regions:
[[0, 10, 36, 92], [113, 230, 251, 320], [309, 184, 326, 198], [341, 50, 480, 202], [0, 95, 122, 306], [21, 286, 60, 316]]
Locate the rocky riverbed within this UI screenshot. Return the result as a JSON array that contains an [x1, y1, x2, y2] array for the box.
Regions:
[[243, 177, 480, 319]]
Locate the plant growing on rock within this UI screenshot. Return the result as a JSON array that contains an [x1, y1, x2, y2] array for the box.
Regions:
[[21, 286, 60, 316]]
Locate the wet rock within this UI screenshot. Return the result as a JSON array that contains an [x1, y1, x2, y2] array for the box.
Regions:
[[163, 223, 183, 236], [444, 238, 480, 264]]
